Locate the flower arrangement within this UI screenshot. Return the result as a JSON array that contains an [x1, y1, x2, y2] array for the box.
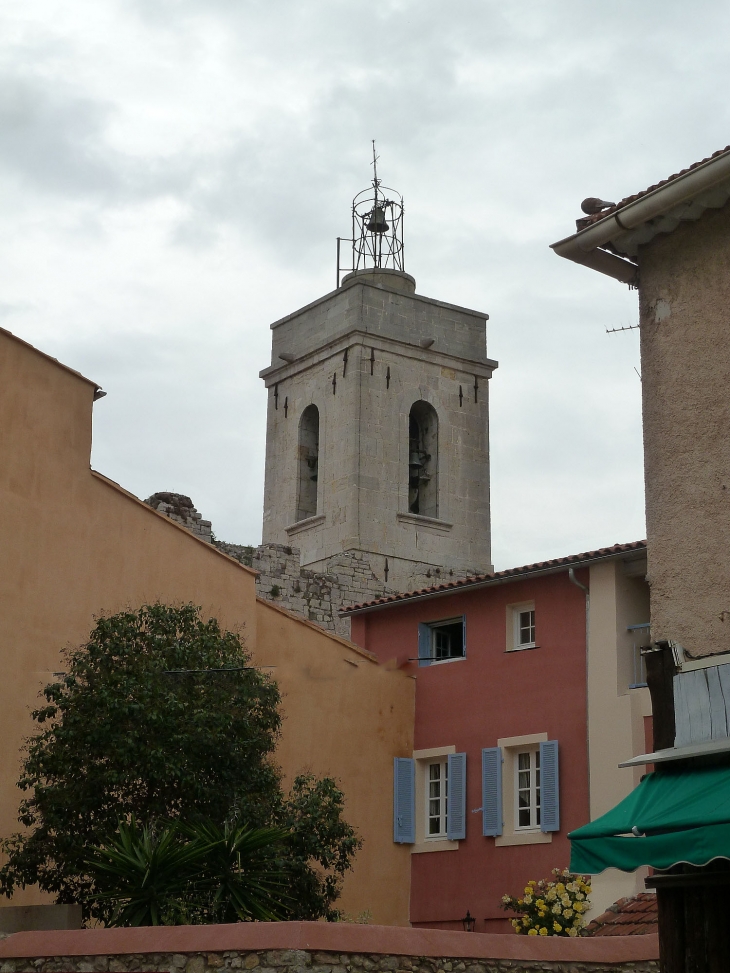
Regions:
[[500, 868, 592, 936]]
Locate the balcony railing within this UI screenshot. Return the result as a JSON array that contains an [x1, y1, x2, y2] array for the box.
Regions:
[[628, 623, 650, 688]]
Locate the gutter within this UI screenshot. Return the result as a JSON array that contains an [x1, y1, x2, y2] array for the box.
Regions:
[[551, 146, 730, 285]]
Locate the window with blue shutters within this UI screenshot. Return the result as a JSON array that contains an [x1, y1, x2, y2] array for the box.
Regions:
[[539, 740, 560, 833], [418, 617, 466, 666], [393, 757, 415, 843], [481, 747, 503, 836]]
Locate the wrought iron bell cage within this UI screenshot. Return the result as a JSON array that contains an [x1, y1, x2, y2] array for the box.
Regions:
[[336, 143, 404, 287], [351, 183, 404, 273]]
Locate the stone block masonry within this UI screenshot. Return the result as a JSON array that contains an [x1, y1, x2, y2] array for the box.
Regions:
[[215, 543, 391, 639], [145, 495, 483, 639], [0, 921, 660, 973]]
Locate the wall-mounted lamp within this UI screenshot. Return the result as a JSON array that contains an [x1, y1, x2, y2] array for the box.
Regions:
[[461, 910, 476, 933]]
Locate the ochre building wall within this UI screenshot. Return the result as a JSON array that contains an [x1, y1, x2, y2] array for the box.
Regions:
[[255, 600, 413, 923], [0, 328, 412, 924], [637, 203, 730, 657]]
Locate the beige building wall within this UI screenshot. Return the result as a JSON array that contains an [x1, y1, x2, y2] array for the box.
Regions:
[[585, 557, 651, 918], [638, 204, 730, 658], [0, 327, 413, 923], [259, 271, 496, 589]]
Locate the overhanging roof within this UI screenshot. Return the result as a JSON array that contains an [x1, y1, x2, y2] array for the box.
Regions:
[[551, 145, 730, 284]]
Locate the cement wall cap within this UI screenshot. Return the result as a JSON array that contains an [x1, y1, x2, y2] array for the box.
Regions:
[[0, 919, 659, 963]]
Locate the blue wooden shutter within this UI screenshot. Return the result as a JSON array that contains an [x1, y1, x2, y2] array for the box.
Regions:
[[482, 747, 502, 836], [418, 623, 432, 667], [540, 740, 560, 833], [393, 757, 415, 843], [447, 752, 467, 840]]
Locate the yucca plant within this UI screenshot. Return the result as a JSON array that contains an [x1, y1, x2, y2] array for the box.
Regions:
[[85, 818, 213, 926], [181, 820, 291, 922], [86, 817, 291, 925]]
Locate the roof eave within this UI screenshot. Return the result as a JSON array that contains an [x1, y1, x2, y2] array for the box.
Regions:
[[551, 147, 730, 284], [340, 543, 647, 616]]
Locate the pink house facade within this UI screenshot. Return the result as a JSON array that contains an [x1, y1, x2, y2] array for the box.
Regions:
[[343, 541, 652, 932]]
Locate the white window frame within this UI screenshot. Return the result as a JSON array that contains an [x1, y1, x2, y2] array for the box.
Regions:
[[507, 602, 536, 651], [429, 617, 466, 664], [514, 747, 541, 831], [411, 746, 459, 854], [494, 732, 552, 847], [426, 759, 449, 838]]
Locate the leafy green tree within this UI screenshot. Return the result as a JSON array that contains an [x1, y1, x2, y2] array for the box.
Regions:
[[0, 604, 360, 922]]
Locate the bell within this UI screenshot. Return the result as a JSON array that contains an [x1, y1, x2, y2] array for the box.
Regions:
[[366, 205, 389, 234]]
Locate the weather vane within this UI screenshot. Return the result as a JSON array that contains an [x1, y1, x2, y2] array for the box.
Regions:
[[336, 141, 404, 287]]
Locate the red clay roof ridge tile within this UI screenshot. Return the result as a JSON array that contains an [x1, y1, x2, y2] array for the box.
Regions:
[[341, 540, 647, 613], [576, 145, 730, 230]]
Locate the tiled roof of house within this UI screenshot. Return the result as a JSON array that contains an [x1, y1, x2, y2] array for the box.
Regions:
[[583, 893, 658, 937], [577, 145, 730, 230], [341, 539, 647, 614]]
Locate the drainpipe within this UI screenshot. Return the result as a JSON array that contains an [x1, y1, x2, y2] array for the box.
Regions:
[[568, 568, 591, 818]]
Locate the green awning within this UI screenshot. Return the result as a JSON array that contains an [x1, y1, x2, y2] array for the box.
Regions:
[[569, 765, 730, 874]]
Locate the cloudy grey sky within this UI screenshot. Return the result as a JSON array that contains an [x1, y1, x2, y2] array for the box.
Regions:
[[2, 0, 728, 569]]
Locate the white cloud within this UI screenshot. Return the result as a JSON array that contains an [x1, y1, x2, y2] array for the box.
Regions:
[[2, 0, 728, 567]]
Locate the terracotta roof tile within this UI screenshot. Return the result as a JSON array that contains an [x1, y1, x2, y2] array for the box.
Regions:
[[584, 893, 658, 937], [576, 145, 730, 230], [341, 540, 647, 614]]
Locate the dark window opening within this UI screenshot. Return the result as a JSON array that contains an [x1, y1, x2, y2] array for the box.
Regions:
[[297, 405, 319, 521], [408, 401, 438, 517], [431, 618, 465, 661]]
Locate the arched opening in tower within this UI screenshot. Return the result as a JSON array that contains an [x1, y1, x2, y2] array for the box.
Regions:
[[297, 404, 319, 522], [408, 401, 438, 518]]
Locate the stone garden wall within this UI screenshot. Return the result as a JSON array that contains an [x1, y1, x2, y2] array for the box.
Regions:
[[0, 920, 659, 973]]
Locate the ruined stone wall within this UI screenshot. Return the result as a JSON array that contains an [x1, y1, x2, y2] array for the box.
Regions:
[[145, 494, 483, 639], [215, 543, 390, 639], [146, 493, 213, 544]]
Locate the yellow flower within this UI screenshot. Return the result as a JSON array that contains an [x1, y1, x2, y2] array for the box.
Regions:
[[563, 908, 573, 919], [528, 928, 538, 936], [517, 898, 524, 907], [553, 922, 562, 933], [522, 917, 530, 926], [567, 927, 578, 937], [528, 879, 536, 886], [574, 902, 583, 913], [501, 894, 511, 904], [536, 898, 545, 908], [523, 894, 533, 904], [552, 904, 562, 915], [539, 927, 548, 936], [556, 883, 565, 892]]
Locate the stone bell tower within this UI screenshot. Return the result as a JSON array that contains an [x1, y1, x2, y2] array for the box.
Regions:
[[259, 154, 497, 591]]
